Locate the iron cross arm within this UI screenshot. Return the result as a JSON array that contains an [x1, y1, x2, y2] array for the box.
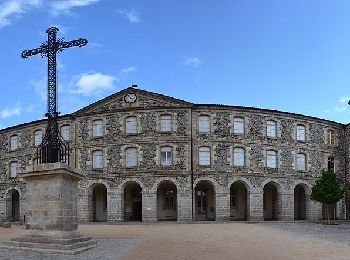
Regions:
[[58, 38, 88, 50], [21, 46, 48, 59]]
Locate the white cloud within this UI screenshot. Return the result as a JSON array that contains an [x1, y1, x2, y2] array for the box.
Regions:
[[118, 9, 141, 23], [70, 72, 118, 95], [51, 0, 99, 15], [0, 0, 44, 28], [1, 105, 21, 119], [325, 96, 350, 115], [120, 66, 136, 73], [339, 96, 350, 104], [183, 57, 201, 67], [29, 77, 47, 101]]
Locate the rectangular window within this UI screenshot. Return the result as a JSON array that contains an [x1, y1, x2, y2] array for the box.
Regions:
[[10, 162, 18, 178], [328, 156, 335, 172], [160, 115, 172, 132], [266, 150, 277, 168], [233, 148, 245, 166], [199, 115, 210, 133], [92, 150, 103, 169], [126, 116, 137, 134], [327, 130, 335, 145], [60, 125, 70, 141], [92, 120, 103, 137], [266, 120, 277, 138], [296, 125, 305, 141], [34, 130, 42, 146], [233, 117, 244, 134], [126, 147, 137, 167], [10, 135, 18, 150], [160, 147, 172, 166], [297, 153, 306, 171], [199, 147, 210, 166]]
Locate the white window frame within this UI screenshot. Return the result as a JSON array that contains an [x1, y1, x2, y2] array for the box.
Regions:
[[10, 162, 18, 178], [296, 153, 306, 171], [160, 115, 172, 132], [34, 130, 42, 146], [266, 120, 277, 138], [126, 147, 138, 167], [266, 150, 277, 169], [233, 117, 244, 134], [60, 125, 70, 141], [126, 116, 137, 134], [198, 115, 210, 133], [296, 125, 305, 141], [92, 150, 103, 169], [233, 147, 245, 166], [199, 146, 210, 166], [160, 146, 173, 166], [327, 129, 335, 145], [10, 135, 18, 151], [92, 120, 103, 137]]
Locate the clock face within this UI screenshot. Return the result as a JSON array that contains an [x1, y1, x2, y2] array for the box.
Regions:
[[124, 93, 137, 103]]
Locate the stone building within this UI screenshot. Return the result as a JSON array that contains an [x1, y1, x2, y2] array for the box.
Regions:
[[0, 87, 349, 223]]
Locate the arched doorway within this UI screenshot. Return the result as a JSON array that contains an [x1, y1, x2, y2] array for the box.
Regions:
[[294, 184, 306, 220], [124, 182, 142, 221], [195, 180, 215, 221], [92, 184, 107, 222], [263, 182, 280, 220], [7, 189, 20, 222], [157, 181, 177, 221], [230, 181, 248, 221]]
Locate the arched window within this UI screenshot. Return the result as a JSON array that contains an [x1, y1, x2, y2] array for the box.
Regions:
[[199, 147, 210, 166], [198, 115, 210, 133], [34, 130, 42, 146], [327, 129, 335, 145], [92, 120, 103, 137], [233, 147, 245, 166], [160, 146, 172, 166], [296, 125, 305, 141], [266, 150, 277, 168], [10, 135, 18, 151], [126, 116, 137, 134], [92, 150, 103, 169], [126, 147, 137, 167], [60, 125, 70, 141], [160, 115, 172, 132], [233, 117, 244, 134], [266, 120, 277, 138], [10, 161, 18, 178], [296, 153, 306, 171]]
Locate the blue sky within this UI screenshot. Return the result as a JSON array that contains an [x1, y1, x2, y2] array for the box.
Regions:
[[1, 0, 350, 129]]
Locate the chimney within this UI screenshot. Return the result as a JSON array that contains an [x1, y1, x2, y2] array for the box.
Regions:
[[131, 84, 138, 88]]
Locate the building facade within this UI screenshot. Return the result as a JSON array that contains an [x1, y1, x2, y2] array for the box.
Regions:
[[0, 87, 349, 223]]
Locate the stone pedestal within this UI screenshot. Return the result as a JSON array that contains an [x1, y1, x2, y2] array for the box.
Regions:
[[2, 163, 97, 255]]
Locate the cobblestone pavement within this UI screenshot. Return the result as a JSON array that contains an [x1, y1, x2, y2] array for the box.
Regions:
[[1, 222, 350, 260]]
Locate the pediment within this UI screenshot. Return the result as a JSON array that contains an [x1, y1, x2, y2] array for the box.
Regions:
[[74, 87, 193, 115]]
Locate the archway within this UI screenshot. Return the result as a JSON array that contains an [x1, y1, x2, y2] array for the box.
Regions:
[[6, 189, 20, 222], [92, 184, 107, 222], [195, 180, 215, 221], [230, 181, 248, 221], [263, 182, 280, 220], [294, 184, 306, 220], [157, 181, 177, 221], [124, 182, 142, 221]]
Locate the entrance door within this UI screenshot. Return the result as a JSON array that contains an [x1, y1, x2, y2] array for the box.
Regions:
[[11, 191, 20, 221], [133, 202, 142, 221], [197, 191, 207, 221]]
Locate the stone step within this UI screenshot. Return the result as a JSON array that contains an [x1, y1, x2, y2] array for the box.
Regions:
[[12, 235, 92, 245], [3, 239, 97, 251]]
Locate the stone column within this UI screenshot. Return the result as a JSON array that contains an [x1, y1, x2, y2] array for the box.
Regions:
[[216, 191, 230, 221], [142, 189, 157, 222], [177, 187, 192, 222], [281, 193, 294, 220], [2, 163, 96, 254], [249, 192, 264, 221]]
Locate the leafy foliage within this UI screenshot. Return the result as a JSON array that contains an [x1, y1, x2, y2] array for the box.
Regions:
[[311, 171, 343, 205]]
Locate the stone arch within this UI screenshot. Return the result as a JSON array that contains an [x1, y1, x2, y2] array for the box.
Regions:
[[123, 181, 143, 221], [6, 189, 20, 222], [194, 179, 216, 221], [230, 180, 250, 221], [89, 183, 107, 222], [193, 177, 219, 192], [294, 184, 307, 220], [263, 181, 281, 220], [157, 180, 178, 221]]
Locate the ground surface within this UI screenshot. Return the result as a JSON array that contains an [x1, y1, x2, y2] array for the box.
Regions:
[[0, 222, 350, 259]]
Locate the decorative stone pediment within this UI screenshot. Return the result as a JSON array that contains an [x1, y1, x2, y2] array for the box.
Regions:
[[74, 87, 193, 115]]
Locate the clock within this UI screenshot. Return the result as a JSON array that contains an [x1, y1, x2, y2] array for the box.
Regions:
[[124, 93, 137, 103]]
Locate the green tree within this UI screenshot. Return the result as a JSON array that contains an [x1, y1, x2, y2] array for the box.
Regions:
[[310, 171, 343, 224]]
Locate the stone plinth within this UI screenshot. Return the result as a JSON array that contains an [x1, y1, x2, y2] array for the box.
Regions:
[[2, 163, 97, 255]]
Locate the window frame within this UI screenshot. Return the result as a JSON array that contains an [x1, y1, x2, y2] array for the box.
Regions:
[[34, 130, 43, 146], [266, 120, 277, 138], [296, 124, 306, 141], [198, 115, 210, 133], [10, 135, 18, 151], [60, 124, 70, 141], [92, 150, 104, 169], [126, 147, 138, 167], [160, 146, 173, 166], [198, 146, 211, 166], [10, 161, 18, 178], [160, 114, 172, 132], [266, 150, 277, 169], [125, 116, 138, 134], [233, 117, 245, 134], [92, 119, 104, 138], [327, 129, 335, 145], [296, 153, 307, 172], [233, 147, 245, 167], [327, 156, 335, 172]]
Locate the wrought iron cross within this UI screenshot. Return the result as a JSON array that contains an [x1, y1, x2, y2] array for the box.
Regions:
[[21, 27, 88, 164]]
